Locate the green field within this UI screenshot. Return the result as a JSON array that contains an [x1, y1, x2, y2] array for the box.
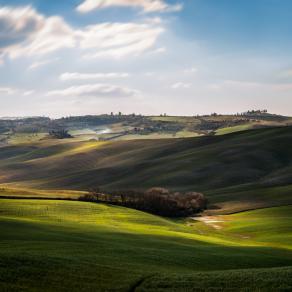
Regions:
[[1, 126, 292, 290], [0, 126, 292, 213], [1, 199, 292, 291], [215, 124, 252, 135]]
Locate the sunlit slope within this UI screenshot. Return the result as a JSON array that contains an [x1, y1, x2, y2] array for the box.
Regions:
[[191, 206, 292, 250], [0, 127, 292, 211], [0, 186, 85, 199], [226, 206, 292, 248], [1, 199, 292, 291]]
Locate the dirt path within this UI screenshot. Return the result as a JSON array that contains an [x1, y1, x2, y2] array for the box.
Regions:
[[191, 216, 225, 230]]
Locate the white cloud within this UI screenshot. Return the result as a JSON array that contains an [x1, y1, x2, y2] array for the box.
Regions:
[[0, 87, 36, 96], [12, 17, 75, 59], [80, 22, 164, 59], [76, 0, 183, 14], [0, 6, 164, 61], [28, 58, 59, 70], [47, 84, 140, 98], [145, 17, 163, 24], [0, 87, 17, 95], [0, 6, 76, 59], [60, 72, 130, 81], [0, 6, 43, 48], [23, 90, 35, 96], [171, 82, 191, 89]]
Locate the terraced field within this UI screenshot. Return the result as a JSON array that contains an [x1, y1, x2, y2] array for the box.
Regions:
[[0, 199, 292, 291]]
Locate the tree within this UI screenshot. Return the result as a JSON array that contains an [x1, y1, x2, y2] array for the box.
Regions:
[[49, 129, 72, 139], [80, 187, 207, 217]]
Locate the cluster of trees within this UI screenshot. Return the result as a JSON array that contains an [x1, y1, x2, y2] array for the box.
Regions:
[[196, 118, 250, 131], [79, 187, 207, 217], [242, 110, 268, 115], [49, 129, 72, 139], [0, 117, 50, 134], [126, 120, 184, 135], [239, 110, 288, 122], [56, 114, 145, 128]]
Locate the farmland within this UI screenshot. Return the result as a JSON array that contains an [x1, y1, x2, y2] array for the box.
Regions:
[[0, 111, 291, 144], [0, 121, 292, 291]]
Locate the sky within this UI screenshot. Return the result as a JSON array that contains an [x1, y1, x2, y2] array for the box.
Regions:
[[0, 0, 292, 117]]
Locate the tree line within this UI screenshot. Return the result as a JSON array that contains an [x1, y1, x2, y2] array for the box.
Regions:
[[79, 187, 207, 217]]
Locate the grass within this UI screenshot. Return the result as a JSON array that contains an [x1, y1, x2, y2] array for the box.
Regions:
[[0, 185, 85, 199], [224, 206, 292, 249], [1, 122, 292, 291], [191, 206, 292, 250], [138, 266, 292, 291], [215, 124, 252, 135], [1, 199, 292, 291], [0, 126, 292, 213], [7, 133, 47, 145], [117, 133, 178, 140], [117, 131, 201, 140]]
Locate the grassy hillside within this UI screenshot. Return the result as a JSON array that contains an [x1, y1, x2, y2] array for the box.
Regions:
[[1, 119, 291, 291], [138, 267, 292, 291], [190, 205, 292, 250], [0, 126, 292, 212], [215, 124, 252, 135], [0, 186, 85, 199], [0, 199, 292, 291]]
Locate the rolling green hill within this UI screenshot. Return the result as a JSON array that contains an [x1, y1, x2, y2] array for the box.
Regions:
[[1, 126, 292, 291], [0, 126, 292, 213], [1, 199, 292, 291]]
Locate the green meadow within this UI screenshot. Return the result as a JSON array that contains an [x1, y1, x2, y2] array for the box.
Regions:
[[1, 199, 292, 291], [1, 126, 292, 291]]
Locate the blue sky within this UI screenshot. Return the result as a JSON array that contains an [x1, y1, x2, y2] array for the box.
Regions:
[[0, 0, 292, 117]]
